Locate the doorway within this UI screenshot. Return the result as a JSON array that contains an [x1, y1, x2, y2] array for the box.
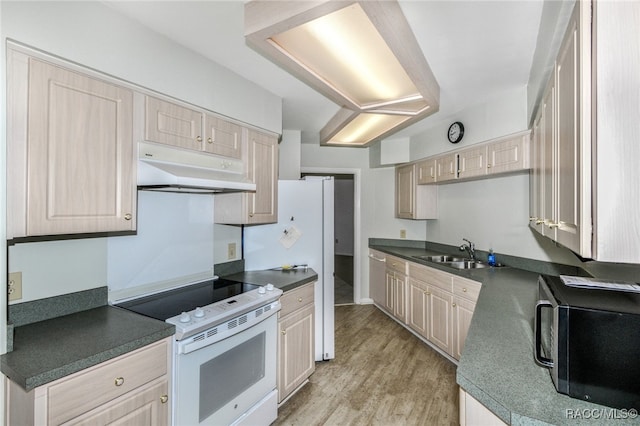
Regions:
[[302, 173, 355, 305]]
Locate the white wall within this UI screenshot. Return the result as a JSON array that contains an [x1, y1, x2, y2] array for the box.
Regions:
[[279, 130, 302, 180], [428, 175, 579, 265]]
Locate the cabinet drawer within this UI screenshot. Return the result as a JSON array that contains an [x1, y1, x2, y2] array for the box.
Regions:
[[409, 263, 453, 292], [47, 339, 168, 425], [279, 282, 315, 318], [453, 276, 482, 302], [386, 255, 408, 275]]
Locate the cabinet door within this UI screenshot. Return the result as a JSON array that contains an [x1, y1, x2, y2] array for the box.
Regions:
[[542, 78, 556, 239], [555, 11, 584, 254], [246, 130, 278, 224], [394, 273, 407, 323], [278, 304, 315, 403], [63, 380, 169, 426], [395, 164, 415, 218], [416, 159, 436, 184], [487, 134, 527, 175], [26, 58, 135, 236], [529, 109, 545, 234], [145, 96, 203, 150], [428, 286, 453, 354], [384, 271, 396, 314], [452, 296, 476, 361], [457, 146, 487, 180], [408, 278, 428, 338], [204, 115, 242, 159], [436, 153, 458, 182]]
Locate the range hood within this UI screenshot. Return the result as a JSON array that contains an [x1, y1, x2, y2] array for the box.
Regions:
[[137, 142, 256, 193]]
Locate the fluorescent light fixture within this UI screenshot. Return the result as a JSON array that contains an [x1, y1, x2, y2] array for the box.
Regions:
[[245, 0, 439, 147]]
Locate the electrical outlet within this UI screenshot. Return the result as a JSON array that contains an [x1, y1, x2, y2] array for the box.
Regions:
[[8, 272, 22, 302], [400, 229, 407, 238], [228, 243, 236, 260]]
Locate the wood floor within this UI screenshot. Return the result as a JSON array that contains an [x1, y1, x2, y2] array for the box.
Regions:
[[275, 305, 459, 425]]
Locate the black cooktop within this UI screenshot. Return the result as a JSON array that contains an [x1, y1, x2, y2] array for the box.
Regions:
[[115, 278, 260, 321]]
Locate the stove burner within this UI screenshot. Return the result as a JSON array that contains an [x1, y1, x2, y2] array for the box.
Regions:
[[115, 278, 260, 321]]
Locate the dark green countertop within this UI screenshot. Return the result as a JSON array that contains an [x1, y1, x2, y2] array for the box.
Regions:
[[370, 243, 638, 425], [223, 268, 318, 292], [1, 306, 175, 391]]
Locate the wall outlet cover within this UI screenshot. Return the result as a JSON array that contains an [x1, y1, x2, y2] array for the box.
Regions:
[[228, 243, 237, 260], [8, 272, 22, 301], [400, 229, 407, 238]]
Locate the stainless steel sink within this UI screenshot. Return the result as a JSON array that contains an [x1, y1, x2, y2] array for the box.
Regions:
[[412, 255, 467, 263], [444, 260, 489, 269], [411, 254, 500, 269]]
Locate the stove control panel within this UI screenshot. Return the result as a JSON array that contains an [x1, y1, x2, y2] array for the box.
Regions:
[[167, 284, 282, 340]]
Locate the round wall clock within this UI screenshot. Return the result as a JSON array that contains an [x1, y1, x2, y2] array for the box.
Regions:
[[447, 121, 465, 144]]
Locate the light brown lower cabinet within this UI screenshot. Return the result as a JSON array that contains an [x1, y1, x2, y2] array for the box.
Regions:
[[459, 387, 507, 426], [406, 262, 481, 361], [278, 282, 316, 403], [6, 337, 172, 426]]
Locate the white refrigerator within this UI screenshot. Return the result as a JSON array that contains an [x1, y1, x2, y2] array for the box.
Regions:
[[244, 177, 335, 361]]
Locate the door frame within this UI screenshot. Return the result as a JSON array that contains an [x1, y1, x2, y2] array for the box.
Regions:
[[301, 167, 361, 304]]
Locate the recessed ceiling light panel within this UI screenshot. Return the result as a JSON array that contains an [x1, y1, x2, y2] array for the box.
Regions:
[[245, 0, 440, 147]]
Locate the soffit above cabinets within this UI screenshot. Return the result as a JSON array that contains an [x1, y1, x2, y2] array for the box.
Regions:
[[244, 0, 440, 147]]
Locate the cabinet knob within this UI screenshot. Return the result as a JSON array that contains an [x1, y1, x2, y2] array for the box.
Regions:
[[114, 377, 125, 387], [463, 288, 467, 292], [207, 137, 213, 144], [452, 303, 457, 307], [281, 330, 286, 335], [548, 222, 560, 228], [196, 136, 202, 142], [124, 213, 132, 221], [536, 220, 544, 225], [487, 164, 492, 169], [298, 297, 303, 302], [160, 395, 169, 404]]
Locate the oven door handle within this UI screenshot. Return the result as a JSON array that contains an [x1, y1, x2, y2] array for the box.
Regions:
[[534, 300, 554, 368]]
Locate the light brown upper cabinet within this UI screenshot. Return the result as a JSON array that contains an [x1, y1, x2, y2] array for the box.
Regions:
[[395, 164, 437, 220], [214, 129, 279, 225], [145, 96, 242, 159], [529, 0, 640, 262], [435, 153, 458, 183], [457, 131, 530, 181], [7, 50, 136, 238], [416, 158, 437, 184]]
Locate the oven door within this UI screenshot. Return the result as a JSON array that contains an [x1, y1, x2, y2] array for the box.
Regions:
[[173, 314, 277, 426]]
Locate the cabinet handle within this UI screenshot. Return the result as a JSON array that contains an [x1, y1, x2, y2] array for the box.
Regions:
[[124, 213, 132, 221], [196, 136, 202, 142], [536, 220, 544, 225], [114, 377, 125, 387], [207, 137, 213, 144], [281, 330, 286, 335], [548, 222, 560, 228], [160, 395, 169, 404]]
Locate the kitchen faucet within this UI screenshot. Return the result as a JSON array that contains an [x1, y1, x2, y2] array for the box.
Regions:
[[459, 238, 476, 261]]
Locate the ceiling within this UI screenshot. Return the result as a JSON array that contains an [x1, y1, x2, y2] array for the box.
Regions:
[[104, 1, 546, 144]]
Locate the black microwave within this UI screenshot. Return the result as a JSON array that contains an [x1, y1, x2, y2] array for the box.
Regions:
[[534, 274, 640, 409]]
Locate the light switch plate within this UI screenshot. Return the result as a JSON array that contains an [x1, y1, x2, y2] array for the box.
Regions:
[[8, 272, 22, 301], [228, 243, 237, 260]]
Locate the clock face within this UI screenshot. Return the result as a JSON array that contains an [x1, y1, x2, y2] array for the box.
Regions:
[[448, 122, 464, 144]]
